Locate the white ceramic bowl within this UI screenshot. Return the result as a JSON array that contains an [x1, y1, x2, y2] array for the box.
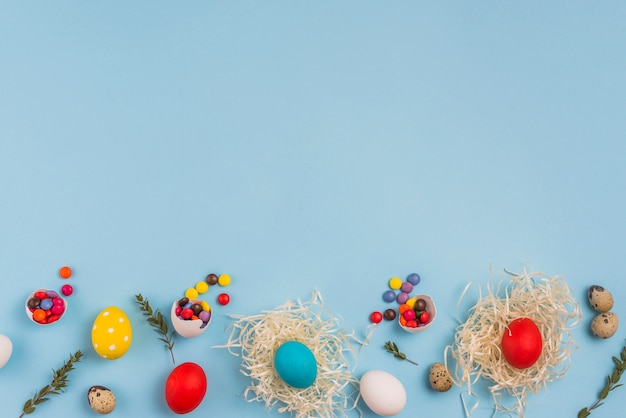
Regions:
[[25, 289, 67, 325], [170, 300, 212, 338], [399, 294, 436, 333]]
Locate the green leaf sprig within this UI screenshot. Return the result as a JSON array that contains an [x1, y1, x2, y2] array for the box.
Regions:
[[578, 345, 626, 418], [135, 293, 176, 364], [20, 350, 83, 417], [384, 341, 418, 366]]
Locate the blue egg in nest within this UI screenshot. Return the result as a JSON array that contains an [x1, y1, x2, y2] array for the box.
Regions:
[[273, 341, 317, 389]]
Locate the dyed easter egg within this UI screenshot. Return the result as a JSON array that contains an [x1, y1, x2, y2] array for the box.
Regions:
[[165, 362, 207, 414], [0, 334, 12, 369], [91, 306, 132, 360], [359, 370, 407, 416], [501, 317, 543, 369], [273, 341, 317, 389]]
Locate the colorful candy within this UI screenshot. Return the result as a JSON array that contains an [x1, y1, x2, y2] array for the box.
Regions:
[[218, 274, 231, 287], [370, 311, 383, 324], [59, 266, 72, 279], [61, 284, 73, 296], [217, 293, 230, 306], [27, 290, 67, 325]]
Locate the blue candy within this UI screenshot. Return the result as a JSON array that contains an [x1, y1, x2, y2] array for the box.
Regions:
[[39, 298, 53, 310], [407, 273, 421, 285], [383, 290, 396, 303]]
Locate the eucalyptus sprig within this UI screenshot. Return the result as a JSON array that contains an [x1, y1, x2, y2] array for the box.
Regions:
[[384, 341, 418, 366], [578, 345, 626, 418], [20, 350, 83, 417], [135, 293, 176, 364]]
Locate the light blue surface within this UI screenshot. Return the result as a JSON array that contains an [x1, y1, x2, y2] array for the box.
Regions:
[[1, 2, 625, 417]]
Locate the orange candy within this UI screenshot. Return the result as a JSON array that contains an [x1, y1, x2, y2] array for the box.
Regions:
[[399, 316, 408, 326], [59, 266, 72, 279], [398, 304, 411, 315], [33, 309, 47, 322]]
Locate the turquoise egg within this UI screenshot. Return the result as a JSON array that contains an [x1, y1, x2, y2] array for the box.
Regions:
[[273, 341, 317, 389]]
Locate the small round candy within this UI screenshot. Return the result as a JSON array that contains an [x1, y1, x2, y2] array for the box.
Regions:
[[396, 292, 410, 304], [388, 277, 402, 290], [53, 297, 64, 306], [398, 304, 411, 315], [61, 284, 73, 296], [200, 300, 211, 311], [185, 288, 199, 300], [217, 293, 230, 306], [370, 311, 383, 324], [181, 308, 193, 319], [40, 298, 53, 310], [51, 304, 65, 315], [218, 274, 231, 287], [59, 266, 72, 279], [419, 311, 430, 324], [206, 273, 219, 285], [34, 291, 47, 300], [33, 309, 46, 322], [406, 319, 418, 328], [383, 308, 397, 321], [195, 281, 209, 294], [175, 306, 182, 316], [407, 273, 421, 285], [27, 297, 40, 309], [405, 298, 416, 309], [47, 314, 60, 323], [178, 297, 189, 307], [198, 310, 211, 322], [382, 290, 396, 303], [400, 282, 413, 293], [403, 310, 415, 321], [415, 298, 427, 311], [191, 303, 203, 316], [46, 290, 60, 298]]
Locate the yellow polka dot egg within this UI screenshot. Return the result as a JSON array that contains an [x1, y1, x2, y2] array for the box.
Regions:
[[91, 306, 132, 360]]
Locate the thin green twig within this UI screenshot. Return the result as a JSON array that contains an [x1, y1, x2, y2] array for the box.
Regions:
[[578, 345, 626, 418], [384, 341, 418, 366], [19, 350, 83, 417], [135, 294, 176, 364]]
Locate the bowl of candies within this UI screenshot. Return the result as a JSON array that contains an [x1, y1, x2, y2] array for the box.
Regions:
[[25, 289, 67, 325], [398, 294, 436, 333], [170, 297, 212, 338]]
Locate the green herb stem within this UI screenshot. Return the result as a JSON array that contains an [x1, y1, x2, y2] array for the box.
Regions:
[[135, 293, 176, 364], [384, 341, 418, 366], [578, 345, 626, 418], [20, 350, 83, 417]]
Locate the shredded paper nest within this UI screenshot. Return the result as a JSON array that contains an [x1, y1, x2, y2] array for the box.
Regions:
[[222, 291, 360, 418], [447, 270, 581, 417]]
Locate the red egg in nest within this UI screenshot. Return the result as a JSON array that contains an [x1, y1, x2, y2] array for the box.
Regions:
[[501, 317, 543, 369], [165, 362, 207, 414]]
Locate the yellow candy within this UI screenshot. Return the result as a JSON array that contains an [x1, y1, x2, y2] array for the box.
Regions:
[[200, 301, 211, 312], [389, 277, 402, 290], [195, 281, 209, 294], [406, 298, 416, 309], [218, 274, 231, 287], [185, 288, 199, 300]]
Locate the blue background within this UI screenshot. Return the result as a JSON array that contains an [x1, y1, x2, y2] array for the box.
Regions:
[[1, 1, 625, 417]]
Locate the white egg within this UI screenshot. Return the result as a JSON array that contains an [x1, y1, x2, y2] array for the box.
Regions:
[[359, 370, 407, 416], [0, 334, 13, 369]]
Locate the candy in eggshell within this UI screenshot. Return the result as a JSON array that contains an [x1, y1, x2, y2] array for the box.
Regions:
[[91, 306, 132, 360], [0, 334, 12, 369]]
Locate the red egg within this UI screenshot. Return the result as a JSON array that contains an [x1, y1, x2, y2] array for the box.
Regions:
[[165, 362, 207, 414], [501, 317, 543, 369]]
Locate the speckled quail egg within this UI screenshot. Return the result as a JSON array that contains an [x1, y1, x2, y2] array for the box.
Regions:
[[591, 312, 619, 339], [429, 362, 453, 392], [588, 285, 614, 313], [87, 385, 116, 414]]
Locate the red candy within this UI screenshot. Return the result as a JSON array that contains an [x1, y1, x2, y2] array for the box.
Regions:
[[217, 293, 230, 306], [419, 311, 430, 324], [403, 310, 415, 321], [34, 291, 47, 300], [61, 284, 73, 296], [370, 311, 383, 324], [181, 308, 193, 319]]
